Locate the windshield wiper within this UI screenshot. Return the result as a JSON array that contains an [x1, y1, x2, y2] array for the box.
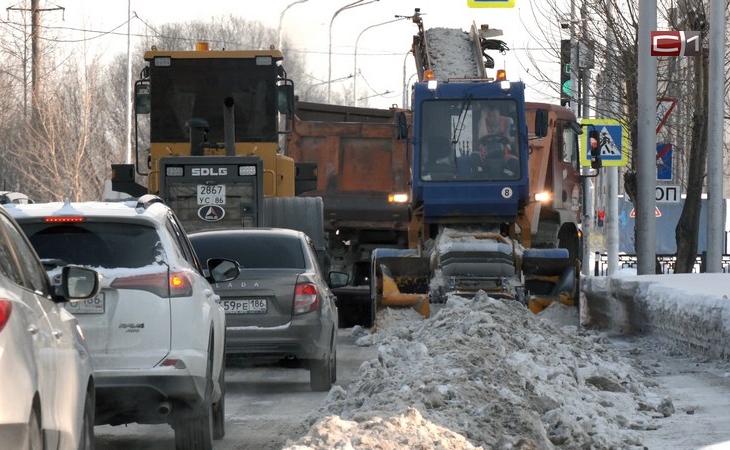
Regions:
[[451, 95, 472, 145]]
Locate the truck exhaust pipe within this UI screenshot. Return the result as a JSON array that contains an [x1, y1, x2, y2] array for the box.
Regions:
[[223, 97, 236, 156]]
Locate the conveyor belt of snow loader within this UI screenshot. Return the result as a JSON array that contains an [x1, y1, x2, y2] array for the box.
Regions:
[[425, 26, 482, 79]]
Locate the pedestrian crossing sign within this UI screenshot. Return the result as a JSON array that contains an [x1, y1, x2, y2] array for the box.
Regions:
[[579, 118, 629, 167]]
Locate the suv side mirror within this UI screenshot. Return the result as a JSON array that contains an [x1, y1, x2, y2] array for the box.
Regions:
[[207, 258, 241, 283], [60, 265, 101, 300]]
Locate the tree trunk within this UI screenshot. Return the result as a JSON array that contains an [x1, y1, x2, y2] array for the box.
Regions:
[[675, 48, 709, 273]]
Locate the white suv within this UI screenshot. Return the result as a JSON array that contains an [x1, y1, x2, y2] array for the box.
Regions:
[[6, 195, 239, 449]]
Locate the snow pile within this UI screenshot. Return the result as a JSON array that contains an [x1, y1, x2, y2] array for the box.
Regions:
[[284, 293, 671, 449]]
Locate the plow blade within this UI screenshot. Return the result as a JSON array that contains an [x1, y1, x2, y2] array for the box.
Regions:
[[371, 248, 431, 318], [521, 248, 579, 313]]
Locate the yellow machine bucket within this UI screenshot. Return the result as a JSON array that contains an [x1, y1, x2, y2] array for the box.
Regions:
[[521, 248, 580, 314], [371, 248, 431, 318]]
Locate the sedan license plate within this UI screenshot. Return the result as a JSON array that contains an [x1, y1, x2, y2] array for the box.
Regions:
[[221, 299, 267, 314], [65, 292, 105, 314], [197, 184, 226, 205]]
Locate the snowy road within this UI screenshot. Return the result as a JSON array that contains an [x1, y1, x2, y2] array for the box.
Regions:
[[93, 329, 377, 449], [93, 277, 730, 449]]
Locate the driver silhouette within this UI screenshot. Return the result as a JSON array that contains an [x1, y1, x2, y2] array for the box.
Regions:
[[473, 104, 518, 177]]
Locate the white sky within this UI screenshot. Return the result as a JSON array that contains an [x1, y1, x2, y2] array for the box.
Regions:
[[38, 0, 569, 109]]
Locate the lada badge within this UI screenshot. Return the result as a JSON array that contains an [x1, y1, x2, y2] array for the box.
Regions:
[[198, 205, 226, 222]]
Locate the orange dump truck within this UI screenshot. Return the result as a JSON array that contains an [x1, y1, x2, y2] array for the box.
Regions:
[[286, 101, 412, 327]]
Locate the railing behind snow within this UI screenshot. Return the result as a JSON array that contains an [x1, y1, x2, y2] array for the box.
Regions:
[[592, 253, 730, 276]]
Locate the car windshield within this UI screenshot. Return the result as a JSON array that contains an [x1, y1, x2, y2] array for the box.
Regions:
[[191, 234, 305, 269], [19, 222, 163, 269]]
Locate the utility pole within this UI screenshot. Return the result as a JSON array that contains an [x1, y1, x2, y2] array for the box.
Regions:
[[7, 0, 65, 124], [636, 0, 657, 274], [570, 0, 592, 278], [705, 0, 726, 272], [604, 1, 619, 276]]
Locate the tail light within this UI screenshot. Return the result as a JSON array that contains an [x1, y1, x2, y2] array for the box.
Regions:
[[0, 300, 11, 332], [293, 283, 319, 315], [110, 271, 193, 298]]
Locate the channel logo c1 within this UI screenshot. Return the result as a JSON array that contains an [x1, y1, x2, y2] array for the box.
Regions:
[[650, 31, 701, 57]]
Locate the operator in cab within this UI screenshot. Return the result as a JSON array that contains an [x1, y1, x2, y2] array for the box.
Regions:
[[471, 103, 519, 179]]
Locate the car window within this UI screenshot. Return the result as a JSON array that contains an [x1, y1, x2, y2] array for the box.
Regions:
[[165, 212, 203, 272], [306, 239, 323, 274], [20, 221, 162, 269], [0, 214, 25, 285], [192, 234, 305, 269], [0, 214, 48, 292]]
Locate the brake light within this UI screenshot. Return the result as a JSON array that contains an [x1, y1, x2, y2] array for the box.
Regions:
[[44, 216, 84, 223], [0, 300, 11, 332], [110, 271, 193, 298], [293, 283, 319, 315]]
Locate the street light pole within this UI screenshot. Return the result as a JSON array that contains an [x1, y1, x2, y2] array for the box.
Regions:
[[328, 0, 379, 103], [403, 73, 417, 108], [402, 51, 412, 108], [278, 0, 309, 50], [353, 16, 406, 106]]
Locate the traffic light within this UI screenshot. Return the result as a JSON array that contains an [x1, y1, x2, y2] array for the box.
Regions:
[[588, 127, 602, 169], [597, 210, 605, 227], [560, 40, 571, 107]]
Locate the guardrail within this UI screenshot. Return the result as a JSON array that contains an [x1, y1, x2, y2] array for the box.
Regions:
[[591, 253, 730, 276]]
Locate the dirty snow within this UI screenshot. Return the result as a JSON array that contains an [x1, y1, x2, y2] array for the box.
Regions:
[[284, 293, 670, 450], [425, 27, 480, 80]]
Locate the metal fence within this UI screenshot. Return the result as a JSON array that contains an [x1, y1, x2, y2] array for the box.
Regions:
[[592, 253, 730, 276]]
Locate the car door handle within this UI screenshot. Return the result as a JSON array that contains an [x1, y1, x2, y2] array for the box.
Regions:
[[53, 330, 63, 339]]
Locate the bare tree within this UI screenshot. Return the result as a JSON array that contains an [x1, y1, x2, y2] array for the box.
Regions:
[[3, 52, 111, 202]]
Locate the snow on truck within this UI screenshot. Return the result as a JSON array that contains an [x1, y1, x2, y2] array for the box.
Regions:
[[365, 12, 585, 323], [110, 42, 328, 269]]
